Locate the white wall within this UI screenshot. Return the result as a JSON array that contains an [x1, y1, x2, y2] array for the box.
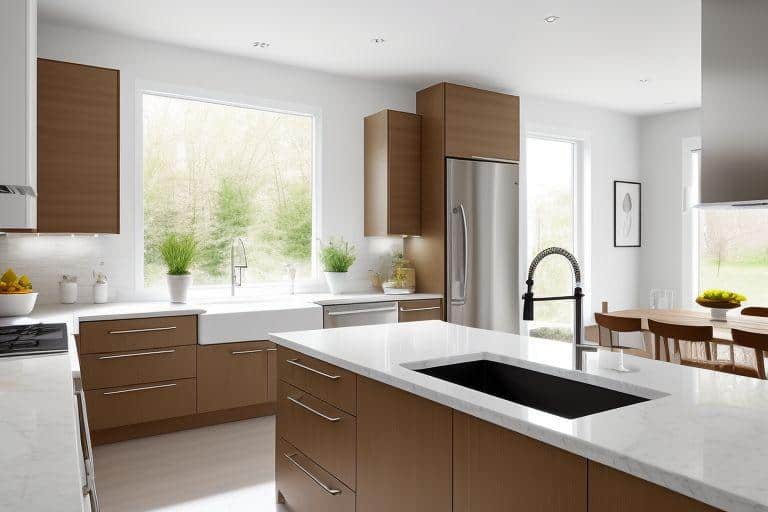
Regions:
[[522, 96, 641, 319], [0, 22, 645, 312], [0, 22, 414, 303], [638, 109, 701, 307]]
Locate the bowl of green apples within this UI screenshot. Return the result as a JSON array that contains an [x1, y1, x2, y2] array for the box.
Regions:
[[696, 289, 746, 321]]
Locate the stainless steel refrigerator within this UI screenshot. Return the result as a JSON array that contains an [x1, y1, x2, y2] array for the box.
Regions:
[[446, 158, 519, 333]]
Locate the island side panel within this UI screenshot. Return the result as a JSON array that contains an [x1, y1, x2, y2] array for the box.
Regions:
[[453, 411, 587, 511], [356, 375, 452, 512], [588, 461, 723, 512]]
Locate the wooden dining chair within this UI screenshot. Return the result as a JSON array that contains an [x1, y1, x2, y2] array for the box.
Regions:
[[594, 313, 648, 370], [647, 320, 714, 365], [729, 329, 768, 379], [741, 307, 768, 318]]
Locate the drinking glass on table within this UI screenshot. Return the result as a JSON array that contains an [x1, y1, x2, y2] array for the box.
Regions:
[[650, 289, 674, 310]]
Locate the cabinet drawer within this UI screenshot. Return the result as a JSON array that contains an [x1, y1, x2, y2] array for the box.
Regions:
[[197, 341, 274, 413], [398, 299, 443, 322], [277, 347, 357, 415], [78, 315, 197, 354], [277, 438, 355, 512], [85, 378, 196, 430], [277, 381, 357, 489], [80, 345, 196, 391]]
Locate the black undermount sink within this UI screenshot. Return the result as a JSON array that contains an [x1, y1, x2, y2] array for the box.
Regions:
[[414, 359, 649, 419]]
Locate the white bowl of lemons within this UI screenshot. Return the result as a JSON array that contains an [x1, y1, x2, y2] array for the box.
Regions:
[[0, 269, 37, 317]]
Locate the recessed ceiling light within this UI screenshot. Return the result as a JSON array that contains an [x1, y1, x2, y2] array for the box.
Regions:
[[370, 37, 386, 45], [544, 15, 560, 23], [252, 41, 270, 48]]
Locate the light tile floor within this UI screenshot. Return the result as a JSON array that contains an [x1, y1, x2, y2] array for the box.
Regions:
[[94, 416, 286, 512]]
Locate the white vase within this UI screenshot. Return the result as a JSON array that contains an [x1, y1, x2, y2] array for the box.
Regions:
[[167, 274, 192, 303], [324, 271, 349, 295]]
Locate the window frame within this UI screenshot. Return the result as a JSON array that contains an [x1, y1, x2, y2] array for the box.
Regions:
[[681, 137, 702, 308], [521, 130, 590, 335], [133, 82, 322, 296]]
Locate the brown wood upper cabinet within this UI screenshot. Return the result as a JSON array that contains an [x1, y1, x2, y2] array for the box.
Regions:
[[37, 58, 120, 233], [364, 109, 421, 236], [444, 83, 520, 162]]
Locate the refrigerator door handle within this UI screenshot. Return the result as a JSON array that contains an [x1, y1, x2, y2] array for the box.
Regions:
[[452, 203, 468, 306]]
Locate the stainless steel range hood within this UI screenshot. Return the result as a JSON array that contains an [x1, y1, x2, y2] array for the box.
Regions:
[[700, 0, 768, 208]]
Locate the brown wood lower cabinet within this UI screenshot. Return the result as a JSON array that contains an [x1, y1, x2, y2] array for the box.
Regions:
[[274, 345, 725, 512], [356, 376, 452, 512], [588, 461, 721, 512], [453, 412, 587, 512], [85, 378, 197, 430], [277, 381, 357, 489], [398, 298, 443, 322], [196, 341, 274, 413], [276, 438, 356, 512], [79, 345, 196, 390]]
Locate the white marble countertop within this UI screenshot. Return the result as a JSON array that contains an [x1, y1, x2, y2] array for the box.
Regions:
[[271, 320, 768, 512], [0, 353, 84, 511]]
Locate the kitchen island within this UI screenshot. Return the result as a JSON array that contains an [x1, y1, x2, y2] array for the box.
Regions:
[[271, 320, 768, 512]]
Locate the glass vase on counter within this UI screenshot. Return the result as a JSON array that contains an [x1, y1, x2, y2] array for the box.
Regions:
[[383, 253, 416, 294]]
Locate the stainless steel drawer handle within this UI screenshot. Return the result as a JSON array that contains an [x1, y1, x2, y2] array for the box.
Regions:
[[103, 383, 177, 396], [283, 453, 341, 496], [266, 348, 277, 352], [108, 326, 177, 335], [399, 306, 441, 312], [327, 306, 397, 316], [231, 349, 264, 355], [98, 349, 176, 360], [286, 358, 340, 380], [287, 395, 342, 422]]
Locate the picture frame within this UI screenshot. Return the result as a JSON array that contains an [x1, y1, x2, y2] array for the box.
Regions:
[[614, 180, 641, 247]]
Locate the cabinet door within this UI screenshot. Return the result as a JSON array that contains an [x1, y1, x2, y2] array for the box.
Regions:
[[398, 299, 443, 322], [364, 109, 421, 236], [37, 59, 120, 233], [357, 376, 452, 512], [588, 462, 721, 512], [196, 341, 271, 413], [453, 412, 587, 512], [386, 110, 421, 235], [444, 83, 520, 161]]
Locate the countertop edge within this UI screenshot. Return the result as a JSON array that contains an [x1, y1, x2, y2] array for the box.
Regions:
[[269, 333, 762, 512]]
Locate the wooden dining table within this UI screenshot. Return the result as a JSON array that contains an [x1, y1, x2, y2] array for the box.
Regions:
[[590, 308, 768, 364]]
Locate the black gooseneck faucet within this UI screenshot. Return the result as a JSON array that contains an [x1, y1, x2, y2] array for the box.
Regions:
[[522, 247, 595, 370]]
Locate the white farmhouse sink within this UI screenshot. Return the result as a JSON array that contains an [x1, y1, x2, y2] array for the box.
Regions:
[[197, 299, 323, 344]]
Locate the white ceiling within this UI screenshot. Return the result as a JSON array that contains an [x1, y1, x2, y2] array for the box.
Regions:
[[38, 0, 701, 115]]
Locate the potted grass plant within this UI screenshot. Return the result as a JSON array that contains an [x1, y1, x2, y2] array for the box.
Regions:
[[160, 233, 197, 303], [320, 237, 356, 294]]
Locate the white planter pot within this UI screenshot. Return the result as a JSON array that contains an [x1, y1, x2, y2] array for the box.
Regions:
[[324, 271, 349, 295], [167, 274, 192, 303]]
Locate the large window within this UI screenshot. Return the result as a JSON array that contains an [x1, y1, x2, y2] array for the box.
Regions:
[[687, 147, 768, 304], [142, 93, 314, 287], [526, 136, 579, 341]]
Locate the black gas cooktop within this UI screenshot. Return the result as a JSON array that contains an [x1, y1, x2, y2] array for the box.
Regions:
[[0, 323, 69, 357]]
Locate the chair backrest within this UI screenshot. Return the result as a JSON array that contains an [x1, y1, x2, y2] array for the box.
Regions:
[[731, 329, 768, 379], [594, 313, 642, 349], [647, 320, 713, 362], [741, 307, 768, 318], [647, 320, 713, 342]]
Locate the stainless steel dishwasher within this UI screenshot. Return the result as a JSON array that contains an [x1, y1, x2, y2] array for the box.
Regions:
[[323, 302, 399, 328]]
